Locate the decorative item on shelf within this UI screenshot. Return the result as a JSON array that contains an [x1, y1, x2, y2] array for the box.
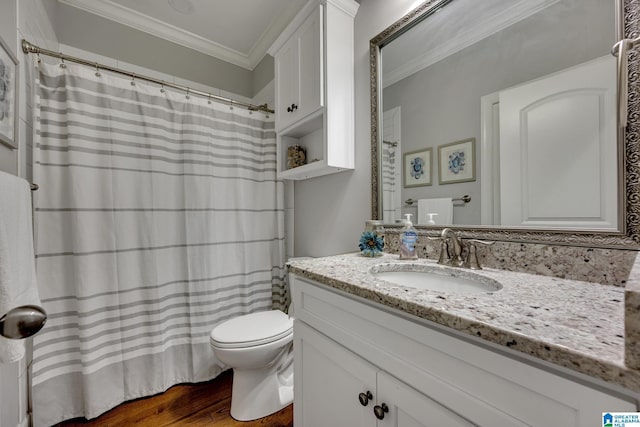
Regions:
[[358, 230, 384, 257], [287, 145, 306, 169]]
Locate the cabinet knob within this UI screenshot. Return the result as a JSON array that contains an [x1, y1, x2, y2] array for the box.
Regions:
[[286, 106, 292, 113], [373, 403, 389, 420], [358, 391, 373, 406], [292, 103, 298, 111]]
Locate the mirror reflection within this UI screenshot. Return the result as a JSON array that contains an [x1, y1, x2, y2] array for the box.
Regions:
[[380, 0, 619, 230]]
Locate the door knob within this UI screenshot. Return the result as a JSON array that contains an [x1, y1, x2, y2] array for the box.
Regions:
[[373, 403, 389, 420], [358, 391, 373, 406]]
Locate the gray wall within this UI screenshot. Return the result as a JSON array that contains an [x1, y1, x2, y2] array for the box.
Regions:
[[383, 0, 614, 225], [55, 2, 274, 99], [253, 54, 275, 96], [293, 0, 418, 257], [0, 0, 18, 175]]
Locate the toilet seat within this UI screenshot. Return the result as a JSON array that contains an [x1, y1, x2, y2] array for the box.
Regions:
[[210, 310, 293, 349]]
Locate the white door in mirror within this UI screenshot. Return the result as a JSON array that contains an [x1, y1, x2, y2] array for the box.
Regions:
[[498, 55, 617, 229]]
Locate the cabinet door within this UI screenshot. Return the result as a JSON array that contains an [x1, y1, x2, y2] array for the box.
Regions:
[[375, 372, 474, 427], [294, 321, 377, 427], [274, 36, 299, 131], [296, 4, 323, 121]]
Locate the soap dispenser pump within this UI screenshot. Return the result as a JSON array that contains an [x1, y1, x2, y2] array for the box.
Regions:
[[426, 213, 438, 225], [399, 213, 418, 260]]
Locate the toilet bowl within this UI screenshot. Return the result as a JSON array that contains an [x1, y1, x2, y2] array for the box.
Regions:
[[210, 310, 294, 421]]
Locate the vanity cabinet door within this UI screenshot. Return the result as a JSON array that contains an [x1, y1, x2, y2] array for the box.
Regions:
[[375, 371, 474, 427], [294, 321, 377, 427]]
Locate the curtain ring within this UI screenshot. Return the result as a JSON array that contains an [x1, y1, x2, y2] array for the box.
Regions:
[[185, 88, 190, 100], [207, 93, 212, 104], [59, 55, 66, 69], [229, 100, 234, 110], [160, 81, 165, 93], [94, 63, 101, 77], [36, 53, 41, 63], [130, 73, 136, 86]]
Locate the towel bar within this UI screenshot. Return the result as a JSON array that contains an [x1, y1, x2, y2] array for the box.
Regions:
[[405, 195, 471, 206]]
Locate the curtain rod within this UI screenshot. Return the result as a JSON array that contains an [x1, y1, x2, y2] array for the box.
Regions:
[[21, 39, 275, 114]]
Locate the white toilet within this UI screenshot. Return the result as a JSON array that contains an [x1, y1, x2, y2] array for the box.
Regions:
[[210, 310, 294, 421]]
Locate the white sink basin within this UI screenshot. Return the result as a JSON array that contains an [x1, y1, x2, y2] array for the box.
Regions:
[[369, 265, 502, 295]]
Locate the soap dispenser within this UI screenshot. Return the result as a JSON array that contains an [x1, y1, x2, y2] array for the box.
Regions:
[[399, 214, 418, 260], [426, 213, 438, 225]]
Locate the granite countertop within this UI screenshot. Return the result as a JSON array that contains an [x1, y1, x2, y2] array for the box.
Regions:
[[288, 252, 640, 394]]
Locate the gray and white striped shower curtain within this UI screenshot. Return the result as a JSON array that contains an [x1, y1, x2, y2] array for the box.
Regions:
[[31, 60, 286, 426]]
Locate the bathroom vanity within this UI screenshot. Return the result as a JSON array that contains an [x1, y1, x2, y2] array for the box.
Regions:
[[288, 254, 640, 427]]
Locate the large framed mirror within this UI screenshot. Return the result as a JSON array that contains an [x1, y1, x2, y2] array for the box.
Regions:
[[370, 0, 640, 248]]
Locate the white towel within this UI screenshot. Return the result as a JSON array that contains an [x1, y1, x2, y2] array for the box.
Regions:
[[417, 198, 453, 225], [0, 171, 42, 363]]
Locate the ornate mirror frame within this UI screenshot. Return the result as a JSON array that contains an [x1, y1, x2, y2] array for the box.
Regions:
[[370, 0, 640, 249]]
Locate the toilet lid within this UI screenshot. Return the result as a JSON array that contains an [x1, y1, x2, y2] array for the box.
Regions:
[[210, 310, 293, 348]]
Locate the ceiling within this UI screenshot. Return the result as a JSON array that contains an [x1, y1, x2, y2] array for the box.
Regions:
[[58, 0, 308, 70]]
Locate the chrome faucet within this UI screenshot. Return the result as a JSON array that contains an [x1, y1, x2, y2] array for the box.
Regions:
[[431, 228, 494, 270], [440, 228, 465, 267]]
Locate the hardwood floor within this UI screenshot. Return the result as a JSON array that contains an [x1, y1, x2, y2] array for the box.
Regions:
[[55, 370, 293, 427]]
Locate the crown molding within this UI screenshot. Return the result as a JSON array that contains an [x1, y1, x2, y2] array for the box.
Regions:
[[59, 0, 258, 69], [248, 0, 308, 66], [268, 0, 320, 56], [383, 0, 561, 88], [324, 0, 360, 18]]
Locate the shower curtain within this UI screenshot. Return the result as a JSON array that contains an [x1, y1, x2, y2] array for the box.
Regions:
[[30, 60, 286, 426]]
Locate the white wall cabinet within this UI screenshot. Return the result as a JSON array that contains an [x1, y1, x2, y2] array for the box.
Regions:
[[274, 6, 323, 133], [268, 0, 358, 180], [291, 274, 638, 427]]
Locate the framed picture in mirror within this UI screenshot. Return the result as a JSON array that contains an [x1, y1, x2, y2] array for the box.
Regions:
[[438, 138, 475, 185], [403, 147, 432, 187], [0, 35, 18, 149]]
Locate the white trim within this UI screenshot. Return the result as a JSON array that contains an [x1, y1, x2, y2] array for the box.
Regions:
[[480, 92, 500, 226], [324, 0, 360, 18], [383, 0, 561, 88], [267, 0, 319, 56], [59, 0, 263, 70], [248, 1, 311, 68], [268, 0, 357, 57]]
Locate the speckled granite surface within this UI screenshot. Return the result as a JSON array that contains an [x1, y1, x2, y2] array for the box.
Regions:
[[381, 230, 637, 287], [626, 256, 640, 369], [288, 253, 640, 393]]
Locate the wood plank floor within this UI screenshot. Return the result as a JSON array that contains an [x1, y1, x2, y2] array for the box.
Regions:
[[55, 370, 293, 426]]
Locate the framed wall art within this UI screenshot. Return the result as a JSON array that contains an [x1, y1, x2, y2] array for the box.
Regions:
[[0, 35, 18, 149], [403, 147, 432, 187], [438, 138, 475, 184]]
